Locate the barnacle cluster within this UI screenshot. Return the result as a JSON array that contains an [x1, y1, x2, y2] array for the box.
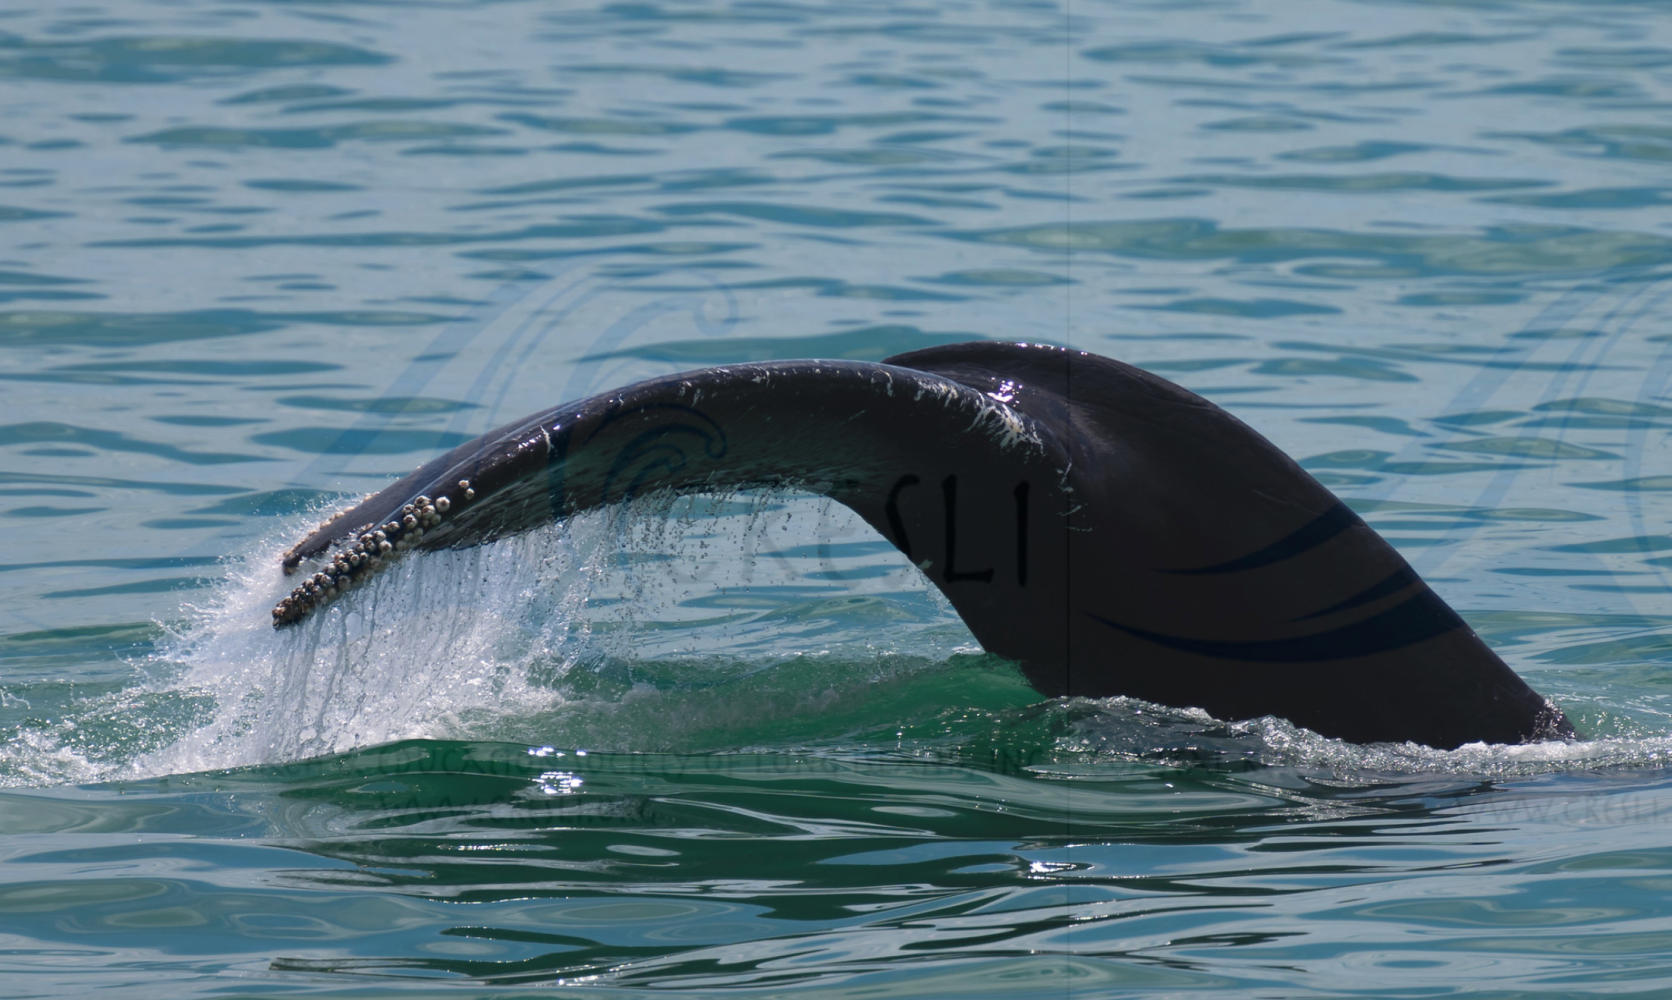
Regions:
[[272, 481, 472, 627]]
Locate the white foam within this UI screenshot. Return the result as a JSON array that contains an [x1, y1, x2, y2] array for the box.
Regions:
[[1055, 696, 1672, 778]]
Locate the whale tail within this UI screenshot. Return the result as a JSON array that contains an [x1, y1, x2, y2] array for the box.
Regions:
[[277, 341, 1574, 749]]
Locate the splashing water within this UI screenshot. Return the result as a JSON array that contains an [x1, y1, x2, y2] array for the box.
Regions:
[[127, 490, 982, 777]]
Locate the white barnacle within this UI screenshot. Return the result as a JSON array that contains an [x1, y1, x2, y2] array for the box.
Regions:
[[436, 497, 451, 513]]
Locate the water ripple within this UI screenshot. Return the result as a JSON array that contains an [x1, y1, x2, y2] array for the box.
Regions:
[[7, 0, 1672, 992]]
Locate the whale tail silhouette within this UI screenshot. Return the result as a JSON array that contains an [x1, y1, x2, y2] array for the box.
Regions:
[[277, 341, 1574, 749]]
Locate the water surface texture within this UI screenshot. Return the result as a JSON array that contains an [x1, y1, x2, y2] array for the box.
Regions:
[[6, 0, 1672, 995]]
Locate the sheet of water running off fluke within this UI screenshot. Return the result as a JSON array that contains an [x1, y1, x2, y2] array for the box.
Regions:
[[5, 0, 1672, 996]]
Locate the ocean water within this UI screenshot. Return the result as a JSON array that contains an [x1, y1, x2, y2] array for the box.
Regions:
[[6, 0, 1672, 994]]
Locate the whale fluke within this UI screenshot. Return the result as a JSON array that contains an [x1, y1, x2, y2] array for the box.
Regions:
[[276, 341, 1574, 749]]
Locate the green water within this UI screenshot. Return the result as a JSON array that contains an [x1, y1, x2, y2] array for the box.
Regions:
[[7, 0, 1672, 994]]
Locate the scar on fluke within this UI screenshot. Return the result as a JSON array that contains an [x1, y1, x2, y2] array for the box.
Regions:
[[273, 341, 1575, 750]]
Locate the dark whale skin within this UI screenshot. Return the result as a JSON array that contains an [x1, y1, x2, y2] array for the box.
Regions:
[[277, 341, 1574, 749]]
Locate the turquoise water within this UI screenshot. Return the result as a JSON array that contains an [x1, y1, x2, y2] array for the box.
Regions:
[[7, 0, 1672, 994]]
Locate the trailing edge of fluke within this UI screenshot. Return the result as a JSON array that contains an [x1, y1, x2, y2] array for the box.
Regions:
[[276, 341, 1575, 750]]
